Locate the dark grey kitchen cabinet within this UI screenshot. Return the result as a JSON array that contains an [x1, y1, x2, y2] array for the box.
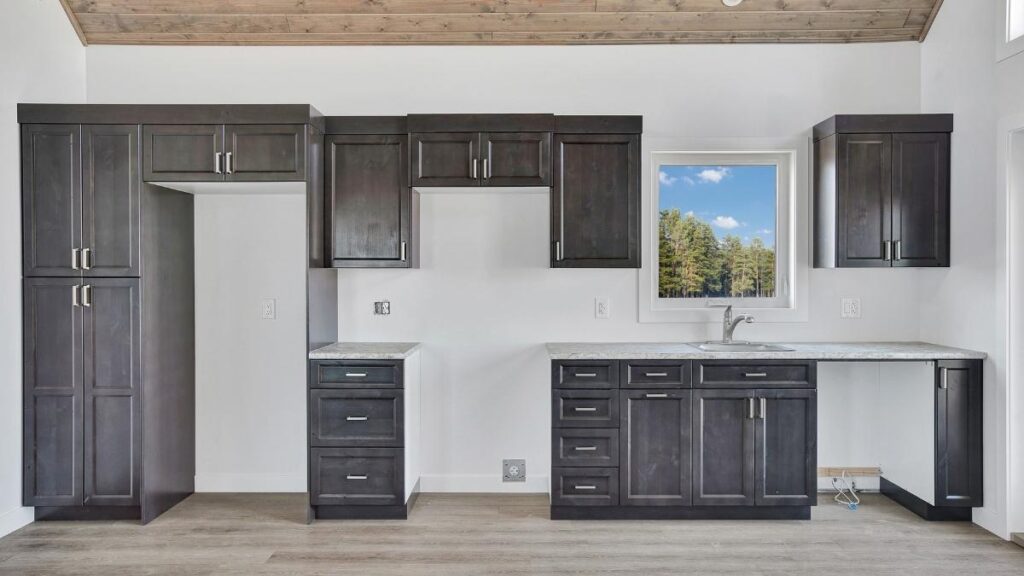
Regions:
[[326, 134, 413, 268], [481, 132, 551, 186], [23, 124, 140, 278], [755, 389, 817, 507], [935, 360, 983, 508], [310, 389, 404, 448], [23, 277, 141, 508], [551, 133, 640, 268], [620, 389, 691, 506], [410, 132, 478, 187], [310, 447, 404, 507], [144, 124, 306, 182], [814, 114, 952, 268], [691, 389, 755, 506]]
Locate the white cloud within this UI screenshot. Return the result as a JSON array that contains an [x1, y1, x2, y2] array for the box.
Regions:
[[697, 167, 730, 184], [712, 215, 740, 229], [757, 228, 774, 235], [658, 171, 677, 186], [684, 210, 695, 218], [683, 176, 696, 186]]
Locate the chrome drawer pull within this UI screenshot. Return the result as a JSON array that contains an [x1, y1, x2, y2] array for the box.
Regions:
[[574, 446, 597, 452], [645, 393, 668, 399], [574, 485, 597, 491], [346, 416, 368, 421], [346, 475, 368, 480], [345, 372, 368, 377], [744, 372, 768, 378], [573, 407, 598, 412], [644, 372, 669, 377], [574, 373, 598, 378]]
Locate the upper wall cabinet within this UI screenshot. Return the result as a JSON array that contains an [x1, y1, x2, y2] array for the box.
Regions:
[[143, 124, 306, 182], [813, 115, 952, 268], [22, 124, 141, 278], [409, 132, 552, 187]]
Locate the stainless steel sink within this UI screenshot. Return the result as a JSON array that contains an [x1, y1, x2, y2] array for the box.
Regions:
[[694, 342, 793, 352]]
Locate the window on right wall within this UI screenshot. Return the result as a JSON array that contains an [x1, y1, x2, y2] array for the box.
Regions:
[[1012, 0, 1024, 41]]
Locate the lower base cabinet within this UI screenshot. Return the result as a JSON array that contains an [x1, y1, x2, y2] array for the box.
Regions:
[[310, 447, 404, 506]]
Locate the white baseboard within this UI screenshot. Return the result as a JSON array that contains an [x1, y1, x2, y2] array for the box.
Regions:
[[194, 473, 305, 493], [419, 474, 549, 493], [0, 506, 34, 539]]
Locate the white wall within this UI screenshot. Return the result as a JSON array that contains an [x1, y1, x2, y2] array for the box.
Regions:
[[85, 43, 925, 494], [919, 0, 1006, 538], [0, 0, 85, 538]]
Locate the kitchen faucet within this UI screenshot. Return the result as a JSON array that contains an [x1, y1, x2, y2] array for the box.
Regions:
[[710, 304, 754, 343]]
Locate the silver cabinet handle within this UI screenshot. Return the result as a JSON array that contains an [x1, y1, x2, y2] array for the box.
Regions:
[[345, 372, 367, 377], [940, 367, 948, 390], [346, 475, 368, 480], [214, 152, 222, 174], [744, 372, 768, 378], [71, 248, 80, 270], [573, 485, 597, 491], [573, 407, 598, 412], [883, 240, 893, 261], [759, 397, 766, 420], [72, 284, 80, 307], [574, 372, 598, 378], [225, 152, 233, 174], [483, 157, 490, 179], [82, 284, 92, 307], [346, 416, 368, 421], [895, 240, 902, 261], [471, 157, 477, 179], [644, 372, 669, 377], [554, 241, 562, 261], [747, 397, 756, 419], [81, 248, 92, 270], [574, 446, 597, 452], [645, 393, 668, 399], [400, 241, 408, 262]]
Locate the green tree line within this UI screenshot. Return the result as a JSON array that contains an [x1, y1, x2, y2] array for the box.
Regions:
[[659, 208, 775, 299]]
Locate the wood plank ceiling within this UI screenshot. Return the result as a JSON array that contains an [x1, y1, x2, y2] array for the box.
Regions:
[[59, 0, 945, 46]]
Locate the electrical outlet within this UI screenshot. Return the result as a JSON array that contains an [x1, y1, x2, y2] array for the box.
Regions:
[[260, 298, 276, 320], [841, 298, 861, 319], [595, 297, 610, 319], [503, 459, 526, 482], [374, 300, 390, 315]]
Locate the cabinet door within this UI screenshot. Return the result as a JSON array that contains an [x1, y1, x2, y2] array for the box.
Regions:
[[22, 124, 82, 277], [691, 389, 754, 506], [83, 279, 141, 506], [326, 135, 411, 267], [143, 124, 224, 182], [82, 125, 141, 278], [224, 124, 306, 182], [837, 133, 892, 267], [23, 278, 83, 507], [935, 361, 983, 507], [481, 132, 551, 186], [620, 389, 691, 506], [552, 134, 639, 268], [410, 132, 479, 187], [892, 133, 950, 268], [754, 389, 816, 507]]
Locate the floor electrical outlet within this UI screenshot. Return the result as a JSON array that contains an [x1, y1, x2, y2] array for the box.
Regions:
[[374, 300, 391, 315], [503, 459, 526, 482]]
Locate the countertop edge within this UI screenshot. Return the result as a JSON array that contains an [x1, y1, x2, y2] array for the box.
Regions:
[[544, 342, 987, 361], [308, 342, 422, 360]]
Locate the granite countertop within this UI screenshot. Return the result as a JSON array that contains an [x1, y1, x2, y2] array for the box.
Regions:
[[545, 342, 986, 361], [309, 342, 421, 360]]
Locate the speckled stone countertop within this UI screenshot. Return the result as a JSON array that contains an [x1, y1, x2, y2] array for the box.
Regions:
[[309, 342, 421, 360], [545, 342, 986, 361]]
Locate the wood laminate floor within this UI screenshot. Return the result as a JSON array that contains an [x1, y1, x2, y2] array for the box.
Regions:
[[0, 493, 1021, 576]]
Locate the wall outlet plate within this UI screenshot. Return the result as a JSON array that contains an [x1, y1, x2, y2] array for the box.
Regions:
[[503, 459, 526, 482], [260, 298, 276, 320], [841, 298, 861, 319], [374, 300, 391, 315], [595, 297, 610, 319]]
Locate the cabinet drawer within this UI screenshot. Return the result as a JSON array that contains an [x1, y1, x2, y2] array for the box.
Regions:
[[311, 361, 402, 389], [553, 390, 619, 428], [694, 361, 815, 389], [310, 390, 403, 447], [551, 467, 618, 506], [623, 361, 690, 388], [310, 448, 403, 506], [552, 361, 618, 389], [552, 429, 619, 467]]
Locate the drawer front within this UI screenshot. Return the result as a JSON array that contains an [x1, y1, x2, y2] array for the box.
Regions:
[[552, 361, 618, 389], [310, 448, 403, 506], [623, 361, 690, 388], [552, 429, 619, 467], [310, 390, 403, 447], [694, 361, 815, 389], [553, 390, 619, 428], [551, 467, 618, 506], [311, 360, 402, 389]]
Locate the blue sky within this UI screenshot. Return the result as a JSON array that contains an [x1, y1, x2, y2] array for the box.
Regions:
[[658, 164, 777, 248]]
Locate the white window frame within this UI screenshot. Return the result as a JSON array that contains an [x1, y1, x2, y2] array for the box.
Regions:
[[640, 146, 807, 323], [998, 0, 1024, 61]]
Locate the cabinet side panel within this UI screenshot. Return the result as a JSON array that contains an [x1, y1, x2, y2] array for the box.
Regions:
[[877, 362, 935, 505], [813, 135, 837, 268], [404, 353, 420, 503]]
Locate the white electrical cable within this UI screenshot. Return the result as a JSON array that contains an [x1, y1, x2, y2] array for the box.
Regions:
[[832, 470, 860, 511]]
